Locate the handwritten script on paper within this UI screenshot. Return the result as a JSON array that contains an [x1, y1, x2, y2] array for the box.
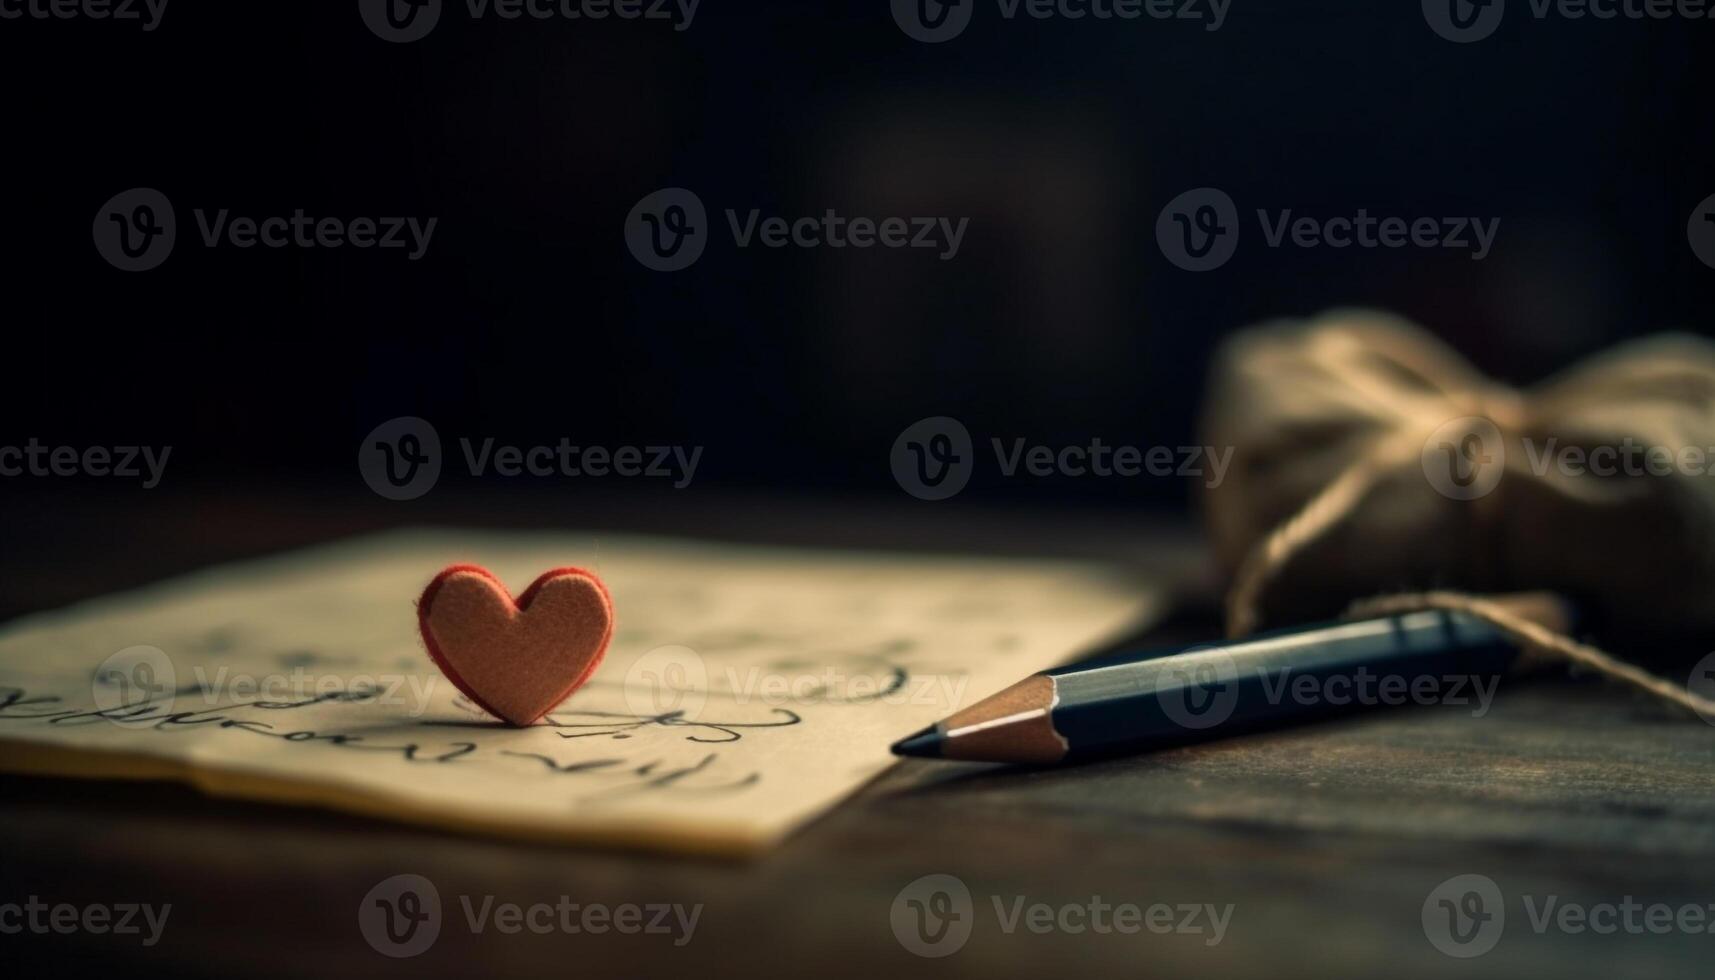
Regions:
[[0, 530, 1159, 855]]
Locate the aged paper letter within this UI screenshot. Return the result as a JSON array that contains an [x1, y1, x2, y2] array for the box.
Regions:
[[0, 530, 1160, 855]]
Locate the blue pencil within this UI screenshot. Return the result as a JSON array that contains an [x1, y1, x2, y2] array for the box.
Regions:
[[891, 606, 1554, 765]]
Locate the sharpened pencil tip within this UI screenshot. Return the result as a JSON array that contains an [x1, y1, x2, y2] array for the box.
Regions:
[[890, 725, 943, 758]]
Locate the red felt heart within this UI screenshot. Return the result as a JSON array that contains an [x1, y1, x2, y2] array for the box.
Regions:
[[416, 564, 614, 726]]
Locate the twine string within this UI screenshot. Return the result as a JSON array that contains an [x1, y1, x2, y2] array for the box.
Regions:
[[1223, 414, 1715, 719]]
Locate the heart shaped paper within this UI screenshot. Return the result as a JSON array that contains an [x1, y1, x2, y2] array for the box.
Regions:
[[417, 564, 614, 726]]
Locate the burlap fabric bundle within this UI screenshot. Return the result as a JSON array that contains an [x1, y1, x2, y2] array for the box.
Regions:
[[1200, 309, 1715, 709]]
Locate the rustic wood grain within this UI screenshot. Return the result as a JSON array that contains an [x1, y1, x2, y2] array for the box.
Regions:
[[2, 489, 1709, 979]]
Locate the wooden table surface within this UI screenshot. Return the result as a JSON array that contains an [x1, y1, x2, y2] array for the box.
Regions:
[[3, 488, 1711, 979]]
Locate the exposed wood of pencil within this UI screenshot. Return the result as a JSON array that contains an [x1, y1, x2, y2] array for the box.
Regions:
[[891, 674, 1067, 764]]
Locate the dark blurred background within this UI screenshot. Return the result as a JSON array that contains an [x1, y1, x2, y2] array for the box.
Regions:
[[3, 13, 1715, 979], [1, 0, 1711, 516]]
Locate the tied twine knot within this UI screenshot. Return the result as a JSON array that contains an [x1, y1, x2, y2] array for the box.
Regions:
[[1202, 310, 1715, 718]]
